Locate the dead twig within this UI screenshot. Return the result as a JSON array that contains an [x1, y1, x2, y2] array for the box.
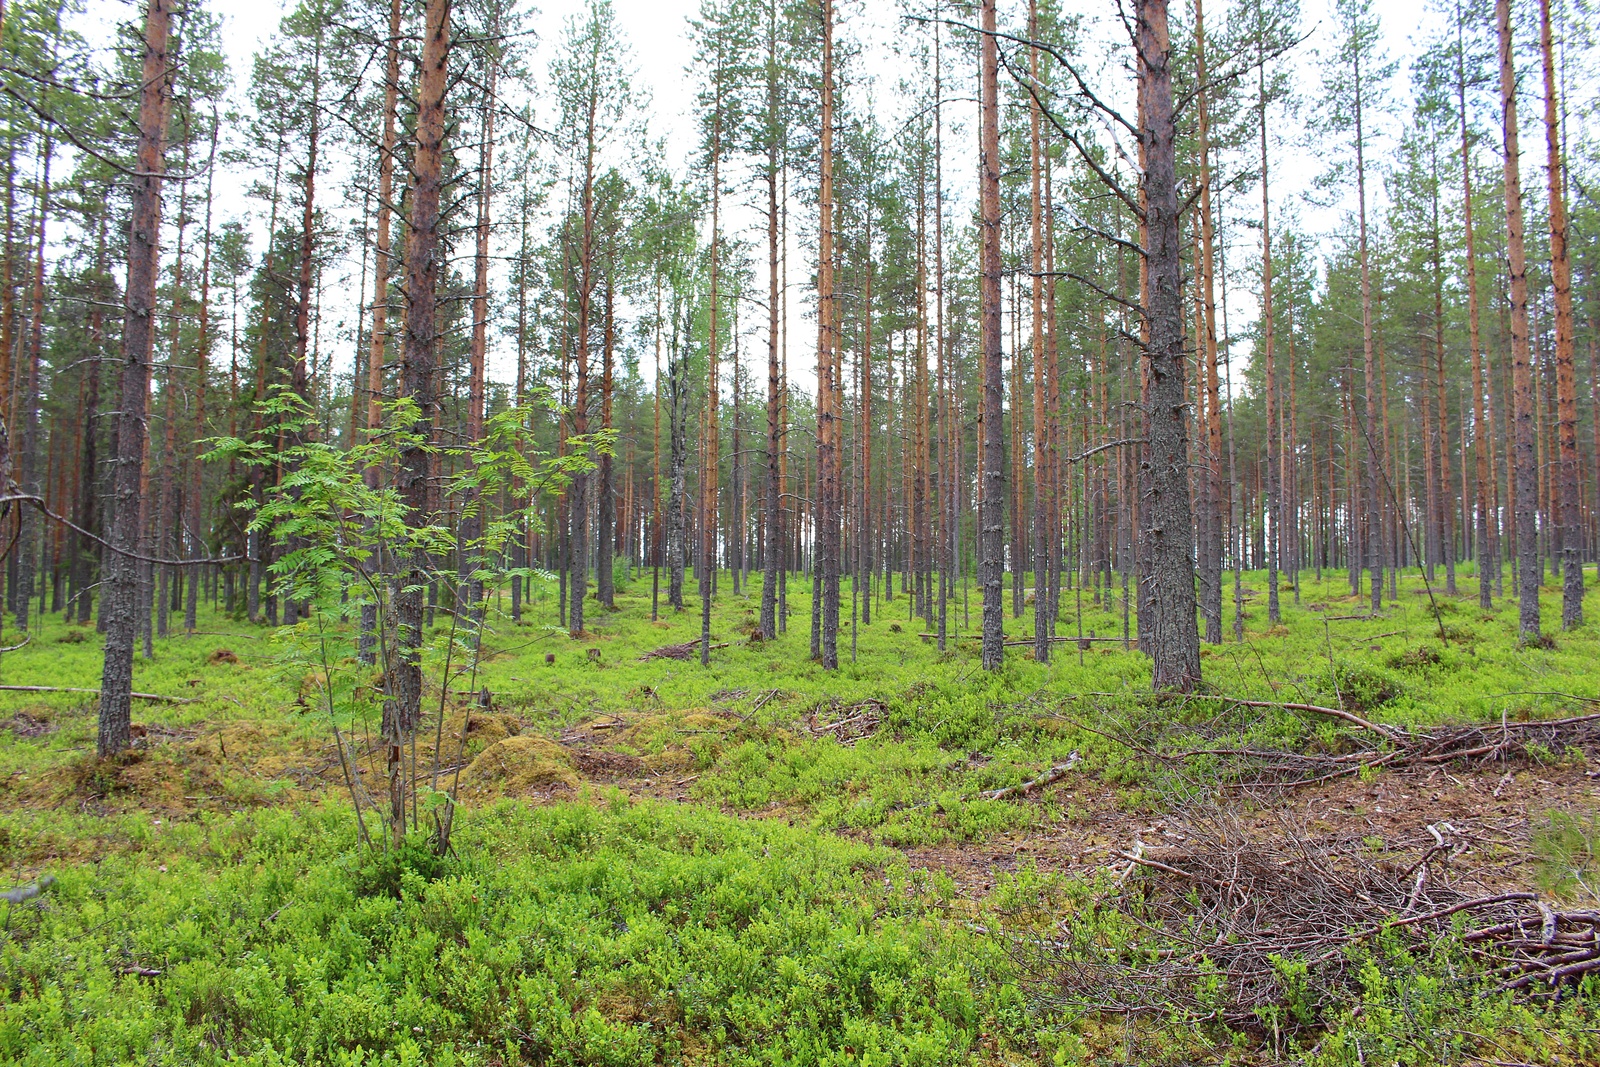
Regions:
[[2, 874, 55, 905], [982, 752, 1081, 800]]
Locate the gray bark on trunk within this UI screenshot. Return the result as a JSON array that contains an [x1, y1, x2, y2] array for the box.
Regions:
[[100, 0, 171, 758], [978, 0, 1005, 672], [1136, 0, 1202, 692]]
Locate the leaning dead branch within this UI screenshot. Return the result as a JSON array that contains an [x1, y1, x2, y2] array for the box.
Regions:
[[1060, 694, 1600, 789], [1210, 708, 1600, 787]]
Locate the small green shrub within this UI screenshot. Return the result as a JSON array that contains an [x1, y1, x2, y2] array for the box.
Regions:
[[1534, 810, 1600, 901], [349, 832, 455, 898], [1316, 661, 1406, 713], [1385, 644, 1443, 671]]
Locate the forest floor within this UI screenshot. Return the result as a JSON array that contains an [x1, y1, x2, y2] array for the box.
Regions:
[[4, 564, 1600, 1064]]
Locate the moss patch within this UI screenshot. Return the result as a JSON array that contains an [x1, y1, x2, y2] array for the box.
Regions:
[[457, 734, 578, 798]]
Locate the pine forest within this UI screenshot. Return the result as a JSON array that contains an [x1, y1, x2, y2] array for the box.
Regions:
[[4, 0, 1600, 1060]]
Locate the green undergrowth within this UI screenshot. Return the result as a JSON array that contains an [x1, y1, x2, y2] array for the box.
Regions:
[[3, 563, 1600, 1062], [0, 800, 1018, 1066], [4, 564, 1600, 839], [1534, 809, 1600, 900], [2, 801, 1594, 1066]]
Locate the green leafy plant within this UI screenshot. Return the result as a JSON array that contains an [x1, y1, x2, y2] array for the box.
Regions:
[[205, 388, 604, 851]]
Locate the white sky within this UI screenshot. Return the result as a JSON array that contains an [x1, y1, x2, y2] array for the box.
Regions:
[[87, 0, 1542, 402]]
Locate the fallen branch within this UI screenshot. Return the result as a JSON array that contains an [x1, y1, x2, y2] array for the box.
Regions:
[[1114, 850, 1221, 888], [1, 874, 54, 905], [1331, 892, 1541, 952], [815, 714, 874, 733], [1206, 696, 1402, 739], [1004, 636, 1134, 647], [982, 751, 1081, 800], [1085, 693, 1600, 789], [0, 684, 193, 703]]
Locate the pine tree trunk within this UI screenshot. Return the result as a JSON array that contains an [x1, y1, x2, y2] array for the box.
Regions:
[[75, 218, 107, 625], [598, 270, 616, 609], [1285, 257, 1301, 601], [651, 277, 663, 621], [155, 155, 184, 641], [978, 0, 1005, 672], [1430, 137, 1456, 595], [1044, 146, 1062, 634], [1458, 0, 1493, 609], [1010, 270, 1024, 621], [0, 147, 14, 508], [390, 0, 450, 839], [761, 67, 782, 639], [513, 211, 530, 624], [701, 96, 721, 667], [1498, 0, 1541, 641], [860, 211, 873, 630], [1137, 0, 1202, 689], [101, 0, 171, 758], [933, 10, 949, 652], [1591, 338, 1600, 574], [815, 0, 839, 668], [1354, 48, 1383, 614], [1029, 0, 1050, 663], [667, 298, 689, 610], [462, 41, 497, 611], [732, 326, 744, 598], [779, 162, 790, 632], [914, 154, 931, 629], [280, 18, 324, 626], [570, 85, 600, 640], [1257, 26, 1280, 626], [16, 140, 50, 635], [187, 121, 218, 634], [360, 0, 403, 662], [1195, 0, 1223, 643], [1540, 0, 1581, 628]]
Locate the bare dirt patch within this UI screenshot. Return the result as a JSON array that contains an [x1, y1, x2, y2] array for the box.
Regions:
[[903, 784, 1148, 895], [568, 746, 646, 779]]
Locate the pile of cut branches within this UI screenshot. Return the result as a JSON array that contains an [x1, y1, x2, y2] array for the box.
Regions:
[[1467, 903, 1600, 992], [1009, 803, 1596, 1041], [806, 698, 887, 746]]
